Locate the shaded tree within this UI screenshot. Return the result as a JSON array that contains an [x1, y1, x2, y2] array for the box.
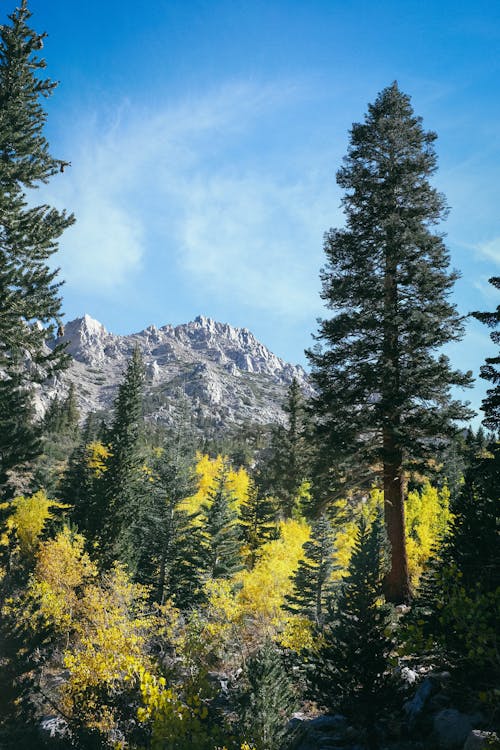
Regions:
[[307, 83, 472, 602], [285, 513, 338, 627], [235, 639, 297, 750], [239, 482, 279, 569], [0, 0, 74, 490], [307, 515, 394, 749], [200, 465, 242, 580], [263, 378, 312, 518], [472, 276, 500, 432], [135, 440, 205, 608]]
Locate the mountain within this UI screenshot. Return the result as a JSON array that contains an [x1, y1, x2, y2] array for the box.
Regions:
[[35, 314, 310, 434]]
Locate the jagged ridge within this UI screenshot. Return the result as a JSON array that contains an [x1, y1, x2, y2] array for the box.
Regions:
[[36, 314, 310, 432]]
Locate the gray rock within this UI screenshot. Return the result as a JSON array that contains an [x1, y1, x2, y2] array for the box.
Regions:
[[40, 715, 68, 738], [404, 677, 437, 728], [464, 730, 499, 750], [307, 714, 348, 732], [433, 709, 474, 749], [290, 714, 355, 750], [38, 314, 312, 434], [400, 666, 418, 684]]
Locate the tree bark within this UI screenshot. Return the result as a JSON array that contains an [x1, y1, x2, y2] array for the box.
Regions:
[[383, 432, 411, 603], [382, 221, 411, 603]]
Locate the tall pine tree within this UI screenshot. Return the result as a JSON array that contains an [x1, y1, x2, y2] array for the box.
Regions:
[[135, 440, 204, 608], [307, 83, 472, 602], [239, 482, 279, 569], [472, 276, 500, 432], [0, 1, 74, 490], [99, 347, 146, 565]]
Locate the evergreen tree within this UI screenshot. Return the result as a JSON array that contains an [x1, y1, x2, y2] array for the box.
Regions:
[[407, 442, 499, 685], [285, 513, 338, 626], [0, 1, 74, 489], [308, 515, 394, 749], [264, 379, 312, 518], [135, 441, 204, 608], [32, 384, 81, 494], [235, 639, 297, 750], [99, 348, 146, 564], [0, 373, 40, 495], [43, 382, 80, 437], [307, 83, 472, 602], [61, 413, 105, 538], [239, 482, 279, 569], [200, 465, 242, 580], [472, 276, 500, 432]]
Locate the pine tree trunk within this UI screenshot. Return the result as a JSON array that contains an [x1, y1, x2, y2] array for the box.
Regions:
[[382, 231, 411, 604], [383, 431, 410, 603]]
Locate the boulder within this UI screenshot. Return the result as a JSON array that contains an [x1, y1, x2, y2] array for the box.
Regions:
[[433, 709, 474, 749], [404, 677, 438, 729]]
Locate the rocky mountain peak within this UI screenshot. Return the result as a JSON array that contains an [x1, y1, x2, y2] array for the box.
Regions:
[[59, 314, 110, 366], [40, 314, 311, 434]]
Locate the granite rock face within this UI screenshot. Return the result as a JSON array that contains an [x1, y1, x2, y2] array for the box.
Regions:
[[35, 314, 310, 433]]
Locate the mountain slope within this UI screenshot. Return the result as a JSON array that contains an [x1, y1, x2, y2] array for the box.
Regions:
[[36, 314, 310, 432]]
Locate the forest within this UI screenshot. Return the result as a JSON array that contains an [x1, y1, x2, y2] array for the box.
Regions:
[[0, 3, 498, 750]]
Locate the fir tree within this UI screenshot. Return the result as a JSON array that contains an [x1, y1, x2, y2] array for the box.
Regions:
[[307, 83, 472, 602], [200, 465, 242, 580], [61, 413, 104, 539], [135, 441, 204, 608], [235, 639, 297, 750], [0, 373, 40, 495], [264, 379, 312, 518], [308, 515, 394, 749], [0, 1, 74, 489], [239, 482, 279, 569], [99, 347, 146, 564], [406, 442, 499, 685], [285, 513, 339, 626], [472, 276, 500, 432], [32, 384, 81, 494], [43, 382, 80, 437]]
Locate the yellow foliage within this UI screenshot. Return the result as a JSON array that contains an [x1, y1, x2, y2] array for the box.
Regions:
[[182, 453, 250, 517], [226, 464, 250, 509], [0, 490, 68, 559], [86, 440, 110, 476], [278, 614, 315, 652], [237, 519, 310, 623], [29, 526, 97, 632], [333, 519, 359, 577], [62, 564, 159, 733], [405, 482, 451, 586]]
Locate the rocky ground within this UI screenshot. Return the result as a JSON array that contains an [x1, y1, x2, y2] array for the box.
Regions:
[[289, 670, 499, 750]]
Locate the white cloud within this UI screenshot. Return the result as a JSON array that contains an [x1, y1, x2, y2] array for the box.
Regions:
[[175, 172, 336, 317], [473, 275, 500, 300], [41, 78, 337, 316], [59, 197, 144, 289], [476, 237, 500, 266]]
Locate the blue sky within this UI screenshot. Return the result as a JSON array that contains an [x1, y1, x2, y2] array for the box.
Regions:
[[12, 0, 500, 419]]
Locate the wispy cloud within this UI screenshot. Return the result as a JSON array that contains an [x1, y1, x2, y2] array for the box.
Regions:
[[42, 78, 336, 316], [476, 237, 500, 266], [175, 172, 337, 318]]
